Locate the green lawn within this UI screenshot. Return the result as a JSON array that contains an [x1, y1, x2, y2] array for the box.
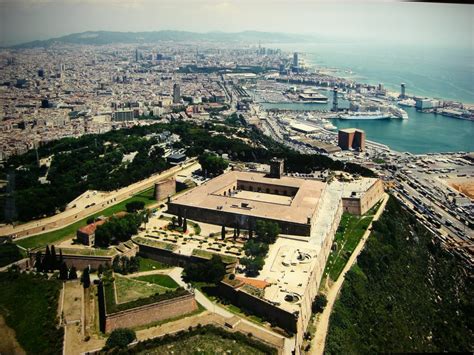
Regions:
[[191, 248, 238, 264], [324, 211, 375, 282], [133, 236, 178, 251], [115, 275, 168, 304], [0, 272, 63, 354], [14, 187, 156, 250], [56, 247, 116, 256], [137, 257, 170, 272], [134, 274, 179, 289]]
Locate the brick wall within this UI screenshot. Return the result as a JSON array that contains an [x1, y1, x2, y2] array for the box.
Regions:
[[28, 251, 113, 270], [104, 293, 197, 333], [167, 203, 311, 236]]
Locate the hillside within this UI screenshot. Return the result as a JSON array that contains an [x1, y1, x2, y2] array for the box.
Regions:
[[325, 197, 473, 353], [12, 30, 316, 48]]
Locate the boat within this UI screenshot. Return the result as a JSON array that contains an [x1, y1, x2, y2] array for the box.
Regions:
[[389, 106, 409, 119], [398, 98, 416, 107], [323, 123, 337, 130], [339, 111, 391, 120], [298, 92, 328, 103]]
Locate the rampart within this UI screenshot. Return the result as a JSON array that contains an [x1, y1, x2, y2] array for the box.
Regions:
[[104, 293, 197, 333]]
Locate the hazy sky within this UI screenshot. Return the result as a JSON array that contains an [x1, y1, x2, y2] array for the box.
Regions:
[[0, 0, 472, 47]]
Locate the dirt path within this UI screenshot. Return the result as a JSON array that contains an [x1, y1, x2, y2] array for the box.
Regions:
[[2, 160, 198, 239], [310, 193, 389, 355], [0, 315, 26, 355], [122, 269, 173, 278]]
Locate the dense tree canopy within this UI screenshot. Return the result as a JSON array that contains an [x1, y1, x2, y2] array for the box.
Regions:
[[183, 255, 226, 284], [198, 153, 228, 176], [95, 213, 143, 247], [105, 328, 136, 350], [326, 197, 473, 353]]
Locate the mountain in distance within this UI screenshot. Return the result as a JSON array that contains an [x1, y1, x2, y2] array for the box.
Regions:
[[11, 30, 320, 48]]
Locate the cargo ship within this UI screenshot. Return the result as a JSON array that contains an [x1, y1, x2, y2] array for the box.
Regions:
[[338, 111, 391, 120]]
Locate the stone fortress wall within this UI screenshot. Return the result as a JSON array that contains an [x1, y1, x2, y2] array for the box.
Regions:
[[104, 293, 197, 333]]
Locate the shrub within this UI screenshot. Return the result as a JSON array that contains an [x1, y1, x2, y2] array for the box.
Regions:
[[312, 294, 328, 314], [105, 328, 136, 349]]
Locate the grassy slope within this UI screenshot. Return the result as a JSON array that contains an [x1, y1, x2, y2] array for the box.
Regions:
[[134, 274, 179, 289], [137, 332, 267, 355], [137, 257, 170, 272], [15, 187, 155, 250], [115, 275, 167, 303], [0, 272, 63, 355], [325, 197, 473, 353]]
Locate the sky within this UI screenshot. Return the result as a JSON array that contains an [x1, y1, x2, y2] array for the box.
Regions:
[[0, 0, 472, 47]]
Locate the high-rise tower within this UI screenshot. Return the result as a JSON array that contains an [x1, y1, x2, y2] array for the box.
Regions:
[[293, 52, 299, 68], [400, 83, 406, 99], [332, 87, 338, 112], [173, 83, 181, 104]]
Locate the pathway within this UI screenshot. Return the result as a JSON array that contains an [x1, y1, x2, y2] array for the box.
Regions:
[[310, 193, 389, 355], [167, 267, 291, 353], [2, 160, 198, 240]]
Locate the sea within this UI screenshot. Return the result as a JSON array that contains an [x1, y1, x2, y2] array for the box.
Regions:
[[261, 42, 474, 154]]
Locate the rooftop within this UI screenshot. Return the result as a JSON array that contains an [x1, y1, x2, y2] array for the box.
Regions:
[[341, 178, 378, 198], [78, 220, 106, 236], [169, 171, 326, 225]]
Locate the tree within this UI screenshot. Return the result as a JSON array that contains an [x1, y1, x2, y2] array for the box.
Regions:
[[95, 213, 142, 247], [241, 256, 265, 277], [51, 245, 58, 270], [143, 208, 152, 230], [58, 249, 63, 265], [183, 255, 226, 284], [178, 211, 183, 227], [98, 264, 104, 276], [312, 294, 328, 314], [171, 216, 177, 228], [255, 220, 280, 244], [244, 239, 269, 258], [183, 217, 187, 233], [81, 267, 91, 288], [35, 251, 43, 272], [43, 245, 53, 272], [198, 153, 228, 176], [68, 266, 78, 280], [125, 201, 145, 213], [105, 328, 136, 350], [59, 262, 68, 280]]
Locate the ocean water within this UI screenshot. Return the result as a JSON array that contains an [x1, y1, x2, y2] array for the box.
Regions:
[[279, 42, 474, 104], [261, 42, 474, 153], [261, 101, 474, 154]]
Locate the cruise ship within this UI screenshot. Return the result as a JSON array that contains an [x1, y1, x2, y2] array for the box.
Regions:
[[339, 111, 391, 120]]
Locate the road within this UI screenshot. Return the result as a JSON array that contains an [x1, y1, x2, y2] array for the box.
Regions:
[[0, 160, 198, 240], [310, 193, 389, 355]]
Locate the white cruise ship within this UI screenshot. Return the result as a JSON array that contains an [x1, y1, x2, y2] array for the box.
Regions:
[[339, 111, 391, 120]]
